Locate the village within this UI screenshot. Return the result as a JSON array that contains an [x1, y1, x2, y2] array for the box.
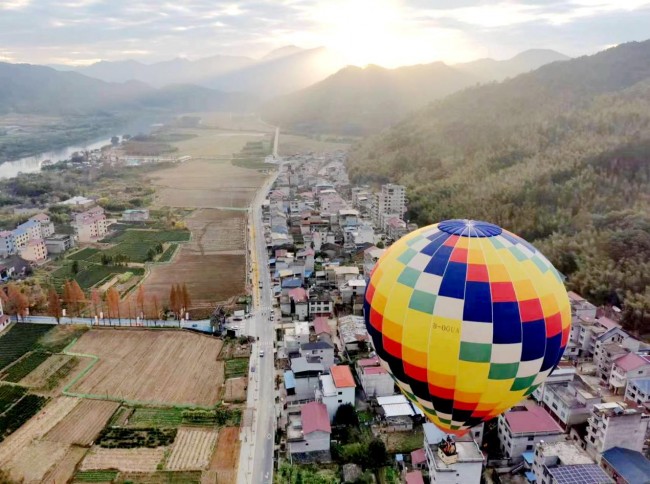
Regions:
[[246, 152, 650, 484]]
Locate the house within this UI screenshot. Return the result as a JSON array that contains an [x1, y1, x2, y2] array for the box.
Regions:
[[290, 356, 324, 400], [292, 321, 310, 345], [44, 234, 75, 254], [585, 402, 650, 459], [319, 365, 356, 421], [326, 265, 360, 285], [609, 353, 650, 395], [308, 293, 333, 318], [377, 395, 417, 431], [300, 341, 335, 368], [498, 402, 564, 463], [72, 206, 108, 242], [312, 317, 331, 338], [356, 356, 394, 397], [284, 370, 296, 396], [122, 209, 150, 222], [601, 447, 650, 484], [287, 402, 331, 461], [532, 440, 611, 484], [18, 239, 47, 262], [363, 246, 385, 276], [337, 315, 369, 352], [288, 287, 309, 321], [0, 231, 15, 258], [542, 379, 601, 428], [531, 363, 576, 403], [626, 377, 650, 405], [59, 195, 95, 208], [411, 447, 427, 470], [423, 423, 483, 484], [28, 213, 54, 238]]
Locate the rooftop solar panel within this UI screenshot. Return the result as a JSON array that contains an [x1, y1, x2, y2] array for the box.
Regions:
[[547, 464, 613, 484]]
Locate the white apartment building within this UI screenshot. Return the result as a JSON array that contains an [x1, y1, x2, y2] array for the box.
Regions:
[[531, 363, 576, 403], [18, 239, 47, 262], [609, 353, 650, 395], [356, 356, 394, 398], [625, 377, 650, 405], [372, 184, 406, 228], [423, 423, 483, 484], [585, 402, 650, 460], [532, 440, 610, 484], [319, 365, 356, 421], [542, 379, 601, 428], [73, 206, 108, 242], [498, 402, 564, 462]]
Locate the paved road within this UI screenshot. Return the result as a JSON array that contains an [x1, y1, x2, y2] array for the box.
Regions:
[[237, 166, 279, 484]]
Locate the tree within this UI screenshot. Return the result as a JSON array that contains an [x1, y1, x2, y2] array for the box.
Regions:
[[181, 283, 191, 314], [152, 295, 160, 321], [333, 403, 359, 428], [62, 280, 73, 313], [91, 288, 101, 318], [47, 287, 61, 323], [136, 285, 146, 319], [169, 285, 178, 319], [376, 240, 385, 249], [111, 135, 120, 146], [366, 439, 388, 468], [146, 248, 156, 262], [71, 260, 80, 274], [107, 287, 121, 323], [69, 280, 86, 316], [6, 284, 28, 321]]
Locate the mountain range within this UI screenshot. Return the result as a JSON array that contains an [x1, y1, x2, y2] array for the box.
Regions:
[[347, 39, 650, 331], [261, 49, 570, 134]]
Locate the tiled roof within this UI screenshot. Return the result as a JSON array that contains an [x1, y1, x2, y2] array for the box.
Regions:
[[313, 317, 331, 334], [301, 402, 330, 435], [330, 365, 355, 388], [405, 471, 424, 484], [505, 402, 564, 435], [357, 356, 380, 367], [614, 352, 650, 372], [411, 448, 426, 465], [363, 366, 387, 375], [288, 287, 308, 302]]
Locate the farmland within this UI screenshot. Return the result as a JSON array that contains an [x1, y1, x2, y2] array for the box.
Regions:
[[209, 427, 241, 484], [127, 407, 184, 428], [44, 399, 120, 446], [0, 384, 26, 413], [225, 358, 249, 379], [223, 377, 247, 403], [68, 329, 224, 406], [0, 350, 50, 382], [0, 394, 49, 442], [80, 446, 166, 472], [165, 427, 218, 470], [20, 353, 84, 393], [0, 323, 52, 370]]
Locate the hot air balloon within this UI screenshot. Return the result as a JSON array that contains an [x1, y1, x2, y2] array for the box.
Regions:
[[364, 219, 570, 435]]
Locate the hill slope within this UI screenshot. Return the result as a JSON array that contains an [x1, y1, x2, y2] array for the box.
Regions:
[[261, 63, 479, 135], [261, 50, 569, 135], [347, 40, 650, 332], [0, 62, 254, 115]]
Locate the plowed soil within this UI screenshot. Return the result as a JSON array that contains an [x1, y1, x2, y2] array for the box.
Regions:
[[80, 446, 165, 473], [166, 427, 218, 470], [44, 399, 120, 446], [208, 427, 240, 484]]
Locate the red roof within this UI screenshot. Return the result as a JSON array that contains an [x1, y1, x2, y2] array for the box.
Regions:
[[614, 353, 650, 372], [597, 316, 621, 330], [357, 356, 380, 367], [301, 402, 331, 434], [330, 365, 355, 388], [313, 317, 331, 334], [505, 402, 563, 435], [363, 366, 387, 375], [288, 287, 308, 303], [405, 471, 424, 484], [411, 448, 427, 465]]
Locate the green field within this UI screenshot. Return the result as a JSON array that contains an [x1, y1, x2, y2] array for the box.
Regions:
[[105, 229, 190, 245], [0, 384, 27, 413], [225, 358, 249, 379], [117, 471, 201, 484], [74, 470, 119, 482], [158, 244, 178, 263], [0, 323, 52, 370], [0, 394, 48, 442], [128, 407, 184, 428], [50, 262, 144, 291], [0, 351, 50, 383], [67, 247, 100, 261], [97, 427, 177, 448]]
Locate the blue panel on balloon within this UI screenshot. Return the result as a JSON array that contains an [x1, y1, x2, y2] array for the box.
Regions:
[[421, 233, 449, 256], [492, 302, 522, 343], [463, 282, 492, 322], [500, 231, 521, 246], [521, 320, 546, 361], [541, 333, 562, 371], [424, 245, 452, 276], [438, 262, 467, 299]]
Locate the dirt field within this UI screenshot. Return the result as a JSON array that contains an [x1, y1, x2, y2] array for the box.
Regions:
[[278, 133, 352, 156], [68, 330, 224, 406], [135, 209, 247, 305], [166, 127, 267, 159], [166, 427, 219, 471], [80, 446, 166, 472], [0, 396, 79, 468], [3, 439, 69, 483], [223, 378, 247, 403], [43, 445, 88, 484], [19, 353, 88, 394], [151, 159, 265, 209], [44, 399, 120, 446], [208, 427, 241, 484]]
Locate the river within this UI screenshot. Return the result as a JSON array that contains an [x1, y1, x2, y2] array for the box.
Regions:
[[0, 117, 164, 180]]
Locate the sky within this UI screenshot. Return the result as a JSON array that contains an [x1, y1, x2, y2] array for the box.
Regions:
[[0, 0, 649, 67]]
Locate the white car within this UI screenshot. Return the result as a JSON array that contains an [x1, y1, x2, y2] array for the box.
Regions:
[[259, 350, 265, 357]]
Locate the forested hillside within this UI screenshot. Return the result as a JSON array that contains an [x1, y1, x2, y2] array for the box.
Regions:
[[347, 41, 650, 334]]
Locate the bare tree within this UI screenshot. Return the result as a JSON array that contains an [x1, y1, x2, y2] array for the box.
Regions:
[[47, 287, 61, 323]]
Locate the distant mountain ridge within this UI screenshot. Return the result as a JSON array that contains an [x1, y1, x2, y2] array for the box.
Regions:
[[261, 49, 569, 135], [0, 62, 255, 115]]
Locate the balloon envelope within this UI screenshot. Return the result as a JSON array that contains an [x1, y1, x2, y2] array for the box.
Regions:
[[364, 220, 570, 434]]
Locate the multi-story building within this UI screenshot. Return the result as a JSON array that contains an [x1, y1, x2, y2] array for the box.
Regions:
[[300, 341, 335, 368], [585, 402, 650, 460], [625, 377, 650, 405], [308, 293, 333, 318], [609, 353, 650, 395], [601, 447, 650, 484], [542, 379, 601, 428], [356, 356, 394, 398], [72, 206, 108, 242], [498, 402, 564, 462], [18, 239, 47, 262], [44, 234, 75, 254], [372, 184, 406, 229], [287, 401, 331, 459], [531, 363, 576, 403], [532, 440, 611, 484], [318, 365, 356, 421], [28, 213, 55, 238], [423, 423, 483, 484], [0, 231, 15, 258]]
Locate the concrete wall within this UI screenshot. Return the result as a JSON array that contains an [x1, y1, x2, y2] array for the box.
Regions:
[[288, 430, 330, 454]]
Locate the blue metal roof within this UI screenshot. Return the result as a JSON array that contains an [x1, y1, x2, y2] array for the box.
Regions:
[[629, 377, 650, 395], [281, 278, 302, 288], [525, 471, 536, 483], [304, 270, 313, 278], [602, 447, 650, 484], [522, 451, 535, 465], [284, 370, 296, 390]]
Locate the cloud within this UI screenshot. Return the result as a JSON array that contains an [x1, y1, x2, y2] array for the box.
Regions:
[[0, 0, 31, 9]]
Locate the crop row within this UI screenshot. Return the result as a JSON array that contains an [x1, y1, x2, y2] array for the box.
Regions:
[[0, 351, 50, 383], [97, 427, 177, 448], [0, 323, 52, 371], [0, 384, 26, 413], [0, 394, 48, 442], [73, 470, 119, 482]]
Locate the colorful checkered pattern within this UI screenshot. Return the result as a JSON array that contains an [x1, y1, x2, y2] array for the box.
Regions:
[[364, 220, 570, 435]]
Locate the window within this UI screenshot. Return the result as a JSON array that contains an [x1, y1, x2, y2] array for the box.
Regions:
[[526, 445, 533, 451], [528, 436, 534, 441], [338, 399, 342, 403]]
